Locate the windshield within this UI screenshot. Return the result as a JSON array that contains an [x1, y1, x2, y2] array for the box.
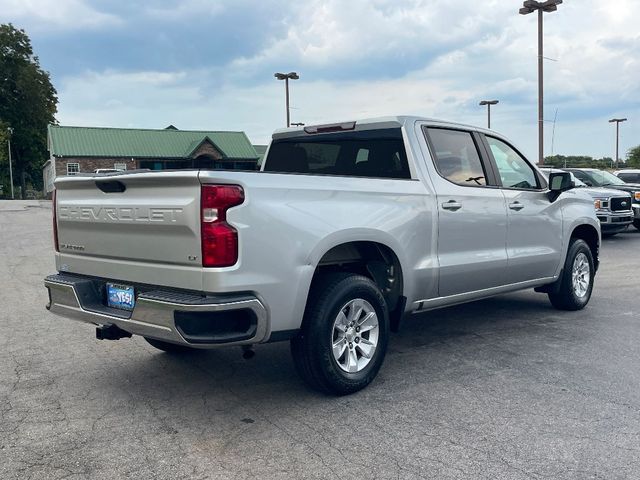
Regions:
[[585, 170, 626, 186]]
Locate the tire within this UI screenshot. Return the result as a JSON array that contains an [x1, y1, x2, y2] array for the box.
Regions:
[[291, 273, 389, 395], [548, 239, 595, 311], [634, 219, 640, 231], [144, 337, 196, 353]]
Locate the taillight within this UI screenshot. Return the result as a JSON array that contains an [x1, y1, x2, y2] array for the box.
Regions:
[[52, 189, 59, 252], [201, 184, 244, 267]]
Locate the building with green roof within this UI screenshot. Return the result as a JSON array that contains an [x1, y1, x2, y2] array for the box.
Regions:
[[43, 125, 260, 193]]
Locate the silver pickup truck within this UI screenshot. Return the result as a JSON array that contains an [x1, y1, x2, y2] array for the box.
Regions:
[[45, 116, 601, 395]]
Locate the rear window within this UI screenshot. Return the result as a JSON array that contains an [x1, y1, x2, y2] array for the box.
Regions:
[[263, 128, 411, 179]]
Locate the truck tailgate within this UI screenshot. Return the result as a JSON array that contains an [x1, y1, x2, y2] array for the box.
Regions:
[[54, 171, 203, 290]]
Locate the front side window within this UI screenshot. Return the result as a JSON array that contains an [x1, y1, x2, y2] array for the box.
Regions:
[[66, 163, 79, 176], [585, 170, 626, 187], [425, 128, 487, 186], [486, 136, 539, 189]]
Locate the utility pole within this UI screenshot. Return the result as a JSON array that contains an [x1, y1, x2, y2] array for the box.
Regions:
[[609, 118, 627, 169], [519, 0, 562, 165], [274, 72, 300, 128], [7, 127, 14, 199], [479, 100, 499, 129]]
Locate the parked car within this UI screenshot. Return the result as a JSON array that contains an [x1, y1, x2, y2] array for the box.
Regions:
[[563, 168, 640, 230], [614, 169, 640, 184], [44, 116, 601, 395], [540, 168, 633, 236]]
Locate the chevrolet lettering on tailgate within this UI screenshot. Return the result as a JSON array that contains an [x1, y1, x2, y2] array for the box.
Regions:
[[58, 206, 183, 223]]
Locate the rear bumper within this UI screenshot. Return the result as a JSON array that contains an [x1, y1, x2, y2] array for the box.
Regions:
[[44, 273, 269, 348]]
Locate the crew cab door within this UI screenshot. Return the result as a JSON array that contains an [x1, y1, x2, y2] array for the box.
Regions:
[[482, 135, 563, 283], [423, 127, 508, 297]]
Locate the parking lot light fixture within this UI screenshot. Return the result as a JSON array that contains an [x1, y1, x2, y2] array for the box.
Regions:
[[479, 100, 499, 129], [609, 118, 628, 168], [274, 72, 300, 128], [7, 126, 14, 200], [519, 0, 562, 165]]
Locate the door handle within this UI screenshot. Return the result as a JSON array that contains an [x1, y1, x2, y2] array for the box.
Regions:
[[509, 201, 524, 211], [442, 200, 462, 211]]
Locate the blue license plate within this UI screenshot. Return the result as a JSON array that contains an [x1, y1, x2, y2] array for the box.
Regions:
[[107, 283, 135, 310]]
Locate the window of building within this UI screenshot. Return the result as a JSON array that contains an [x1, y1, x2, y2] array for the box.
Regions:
[[66, 163, 80, 176], [425, 128, 487, 187], [114, 163, 127, 171]]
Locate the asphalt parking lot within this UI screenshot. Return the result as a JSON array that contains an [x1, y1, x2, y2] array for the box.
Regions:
[[1, 200, 639, 480]]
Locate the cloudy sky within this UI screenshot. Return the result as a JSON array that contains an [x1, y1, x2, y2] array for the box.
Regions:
[[3, 0, 639, 159]]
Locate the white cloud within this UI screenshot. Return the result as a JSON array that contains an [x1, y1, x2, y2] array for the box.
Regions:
[[0, 0, 122, 30], [56, 68, 509, 147], [53, 0, 640, 159], [231, 0, 511, 72]]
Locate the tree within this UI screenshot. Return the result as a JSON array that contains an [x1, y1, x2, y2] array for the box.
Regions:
[[627, 145, 640, 168], [0, 23, 57, 197], [544, 155, 615, 170]]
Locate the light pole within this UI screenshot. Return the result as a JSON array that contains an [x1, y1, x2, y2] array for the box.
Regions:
[[7, 127, 14, 199], [609, 118, 627, 169], [274, 72, 299, 128], [479, 100, 499, 129], [520, 0, 562, 165]]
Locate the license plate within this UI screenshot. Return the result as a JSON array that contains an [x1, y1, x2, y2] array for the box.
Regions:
[[107, 283, 135, 310]]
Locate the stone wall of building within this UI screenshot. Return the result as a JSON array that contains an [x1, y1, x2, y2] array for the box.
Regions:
[[192, 142, 222, 159], [55, 157, 139, 176]]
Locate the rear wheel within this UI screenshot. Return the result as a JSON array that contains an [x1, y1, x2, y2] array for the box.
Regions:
[[144, 337, 196, 353], [291, 273, 389, 395], [548, 238, 594, 311]]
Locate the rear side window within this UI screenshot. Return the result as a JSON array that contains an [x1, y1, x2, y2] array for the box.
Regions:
[[425, 128, 487, 186], [618, 172, 640, 183], [263, 128, 411, 179]]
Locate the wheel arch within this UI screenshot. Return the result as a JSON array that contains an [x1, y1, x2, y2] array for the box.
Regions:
[[307, 236, 406, 315], [570, 223, 600, 271]]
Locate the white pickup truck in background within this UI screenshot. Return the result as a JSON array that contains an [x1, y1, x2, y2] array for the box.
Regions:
[[45, 116, 600, 394]]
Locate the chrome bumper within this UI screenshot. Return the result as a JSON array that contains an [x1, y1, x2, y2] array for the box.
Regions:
[[596, 211, 634, 225], [44, 274, 269, 348]]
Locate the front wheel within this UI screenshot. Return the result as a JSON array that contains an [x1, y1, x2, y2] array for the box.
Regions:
[[634, 219, 640, 231], [548, 239, 595, 311], [291, 273, 389, 395]]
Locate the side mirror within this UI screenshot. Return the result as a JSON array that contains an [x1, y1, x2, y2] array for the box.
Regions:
[[548, 172, 574, 201]]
